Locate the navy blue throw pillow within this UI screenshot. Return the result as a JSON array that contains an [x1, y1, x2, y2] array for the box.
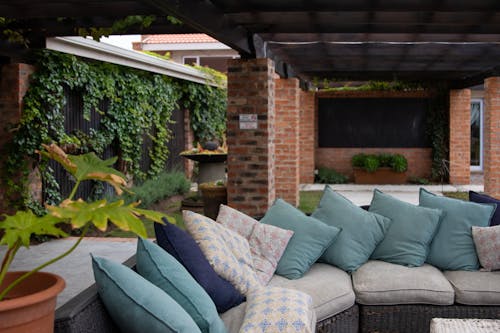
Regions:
[[469, 191, 499, 226], [154, 219, 245, 313]]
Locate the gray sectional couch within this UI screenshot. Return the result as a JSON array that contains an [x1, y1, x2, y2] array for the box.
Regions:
[[54, 258, 500, 333]]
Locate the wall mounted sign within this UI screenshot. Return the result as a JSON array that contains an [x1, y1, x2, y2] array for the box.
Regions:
[[239, 114, 258, 129]]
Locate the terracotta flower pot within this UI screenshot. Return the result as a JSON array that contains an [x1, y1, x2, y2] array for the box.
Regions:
[[0, 271, 65, 333]]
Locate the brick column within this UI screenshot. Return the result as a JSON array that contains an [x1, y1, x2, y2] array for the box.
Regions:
[[299, 90, 315, 184], [484, 77, 500, 198], [0, 63, 36, 214], [449, 89, 471, 184], [275, 78, 300, 206], [227, 58, 275, 217]]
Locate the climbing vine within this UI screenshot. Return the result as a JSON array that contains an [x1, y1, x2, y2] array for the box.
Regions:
[[3, 50, 226, 209]]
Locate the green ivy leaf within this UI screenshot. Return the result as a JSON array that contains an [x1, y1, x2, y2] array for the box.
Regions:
[[0, 211, 67, 248]]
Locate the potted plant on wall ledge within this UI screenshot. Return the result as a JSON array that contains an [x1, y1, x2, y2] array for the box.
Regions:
[[0, 144, 170, 333], [352, 153, 408, 184]]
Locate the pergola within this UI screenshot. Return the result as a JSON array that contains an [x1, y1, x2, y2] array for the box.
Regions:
[[2, 0, 500, 216]]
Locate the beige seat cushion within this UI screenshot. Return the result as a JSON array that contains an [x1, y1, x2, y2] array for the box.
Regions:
[[444, 270, 500, 305], [353, 260, 454, 305], [268, 263, 355, 321], [221, 302, 247, 333]]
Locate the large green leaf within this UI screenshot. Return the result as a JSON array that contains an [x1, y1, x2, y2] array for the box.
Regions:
[[47, 199, 168, 239], [0, 211, 67, 248]]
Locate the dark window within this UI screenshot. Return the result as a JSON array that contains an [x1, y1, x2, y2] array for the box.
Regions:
[[183, 57, 198, 66], [318, 98, 431, 148]]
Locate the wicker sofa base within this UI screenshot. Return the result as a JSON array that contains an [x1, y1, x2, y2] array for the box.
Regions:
[[359, 304, 500, 333], [316, 305, 359, 333]]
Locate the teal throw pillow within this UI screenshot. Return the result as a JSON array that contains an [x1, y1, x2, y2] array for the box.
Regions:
[[136, 238, 227, 333], [260, 198, 340, 279], [92, 255, 201, 333], [369, 189, 443, 267], [419, 188, 496, 271], [312, 186, 391, 272]]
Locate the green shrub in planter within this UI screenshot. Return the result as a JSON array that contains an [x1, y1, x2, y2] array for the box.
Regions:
[[351, 153, 408, 173]]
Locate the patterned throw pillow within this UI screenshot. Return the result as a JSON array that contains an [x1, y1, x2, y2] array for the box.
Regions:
[[472, 225, 500, 271], [183, 210, 262, 296], [240, 287, 315, 333], [217, 205, 294, 285]]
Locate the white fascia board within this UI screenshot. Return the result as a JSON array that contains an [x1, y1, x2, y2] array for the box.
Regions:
[[142, 42, 231, 51], [46, 36, 219, 87]]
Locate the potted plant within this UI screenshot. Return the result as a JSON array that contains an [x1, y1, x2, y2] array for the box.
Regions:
[[352, 153, 408, 184], [0, 143, 170, 333], [199, 179, 227, 220]]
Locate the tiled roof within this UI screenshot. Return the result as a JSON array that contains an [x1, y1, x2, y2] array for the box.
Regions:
[[141, 34, 219, 44]]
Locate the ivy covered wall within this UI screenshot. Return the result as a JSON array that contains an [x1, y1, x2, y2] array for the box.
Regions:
[[1, 50, 227, 211]]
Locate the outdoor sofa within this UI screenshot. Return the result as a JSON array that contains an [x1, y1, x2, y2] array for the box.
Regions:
[[55, 188, 500, 333]]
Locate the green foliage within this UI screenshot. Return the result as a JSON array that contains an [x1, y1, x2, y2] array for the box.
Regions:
[[426, 87, 449, 181], [352, 153, 408, 173], [315, 167, 348, 184], [182, 66, 227, 143], [3, 50, 225, 210], [408, 176, 431, 185], [123, 171, 191, 208], [314, 79, 424, 92]]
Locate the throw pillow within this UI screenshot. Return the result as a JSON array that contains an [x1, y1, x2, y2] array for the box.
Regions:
[[472, 225, 500, 271], [469, 191, 500, 226], [260, 198, 340, 279], [312, 186, 391, 272], [240, 287, 315, 333], [92, 255, 201, 333], [183, 210, 262, 296], [217, 204, 294, 285], [136, 238, 227, 333], [154, 220, 244, 313], [369, 189, 443, 267], [420, 188, 496, 271]]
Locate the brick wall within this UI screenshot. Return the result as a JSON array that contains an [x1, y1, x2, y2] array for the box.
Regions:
[[226, 58, 275, 217], [449, 89, 471, 184], [314, 90, 434, 182], [0, 63, 36, 214], [275, 78, 299, 206], [316, 148, 432, 180], [299, 90, 315, 183], [484, 77, 500, 198]]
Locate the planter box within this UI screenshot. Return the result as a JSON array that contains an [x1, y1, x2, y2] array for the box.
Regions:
[[353, 167, 407, 184]]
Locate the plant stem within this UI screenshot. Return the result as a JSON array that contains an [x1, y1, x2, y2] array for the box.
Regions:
[[68, 180, 81, 201], [0, 224, 89, 301], [0, 241, 21, 289]]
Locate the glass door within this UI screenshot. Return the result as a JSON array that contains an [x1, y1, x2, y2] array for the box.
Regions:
[[470, 99, 483, 171]]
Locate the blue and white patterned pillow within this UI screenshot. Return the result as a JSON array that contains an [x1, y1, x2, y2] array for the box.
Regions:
[[183, 210, 262, 296], [240, 287, 315, 333]]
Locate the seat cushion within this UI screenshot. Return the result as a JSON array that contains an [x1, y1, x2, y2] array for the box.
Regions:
[[352, 260, 454, 305], [268, 263, 355, 321], [444, 270, 500, 305]]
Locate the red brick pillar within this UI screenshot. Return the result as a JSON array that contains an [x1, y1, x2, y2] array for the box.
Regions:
[[299, 90, 315, 184], [0, 63, 36, 213], [449, 89, 471, 184], [227, 58, 276, 217], [484, 77, 500, 198], [275, 78, 300, 206]]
